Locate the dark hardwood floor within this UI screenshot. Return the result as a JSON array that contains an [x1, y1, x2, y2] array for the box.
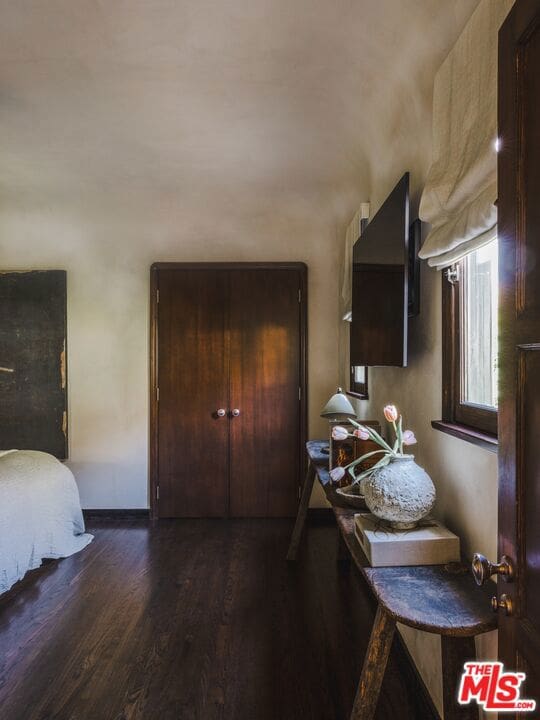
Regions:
[[0, 518, 437, 720]]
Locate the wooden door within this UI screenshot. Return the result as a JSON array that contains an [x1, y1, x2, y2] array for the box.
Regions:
[[498, 0, 540, 705], [151, 264, 306, 519], [156, 269, 230, 517], [229, 269, 302, 517]]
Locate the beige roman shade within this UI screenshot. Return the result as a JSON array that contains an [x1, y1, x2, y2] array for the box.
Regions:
[[418, 0, 514, 269]]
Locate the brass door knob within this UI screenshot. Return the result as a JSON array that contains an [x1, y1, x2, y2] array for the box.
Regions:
[[491, 593, 513, 616], [472, 553, 515, 586]]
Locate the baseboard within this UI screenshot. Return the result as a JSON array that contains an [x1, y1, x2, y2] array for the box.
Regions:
[[84, 509, 329, 522], [83, 509, 150, 520]]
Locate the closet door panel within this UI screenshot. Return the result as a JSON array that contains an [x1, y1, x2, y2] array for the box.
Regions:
[[229, 269, 300, 517], [157, 269, 229, 517]]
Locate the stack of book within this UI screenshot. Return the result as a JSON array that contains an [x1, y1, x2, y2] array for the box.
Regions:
[[354, 513, 460, 567]]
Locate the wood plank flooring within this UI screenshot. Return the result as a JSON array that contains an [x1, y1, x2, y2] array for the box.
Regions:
[[0, 519, 437, 720]]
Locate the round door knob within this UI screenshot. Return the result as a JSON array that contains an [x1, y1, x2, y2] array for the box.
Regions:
[[472, 553, 515, 586], [491, 593, 513, 616], [216, 409, 226, 417], [232, 409, 240, 417]]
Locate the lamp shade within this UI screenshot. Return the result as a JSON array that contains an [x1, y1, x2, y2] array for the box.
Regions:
[[320, 387, 357, 421]]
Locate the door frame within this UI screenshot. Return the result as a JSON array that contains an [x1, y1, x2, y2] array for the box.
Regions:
[[149, 262, 308, 520], [497, 0, 540, 680]]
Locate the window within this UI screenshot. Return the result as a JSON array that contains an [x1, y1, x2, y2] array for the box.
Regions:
[[349, 365, 368, 399], [461, 242, 498, 410], [437, 240, 498, 446]]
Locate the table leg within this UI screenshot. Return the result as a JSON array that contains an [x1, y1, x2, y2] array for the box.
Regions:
[[286, 462, 316, 561], [441, 636, 478, 720], [350, 605, 396, 720]]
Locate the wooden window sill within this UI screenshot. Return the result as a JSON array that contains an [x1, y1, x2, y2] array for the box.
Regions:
[[431, 421, 498, 453], [347, 391, 369, 400]]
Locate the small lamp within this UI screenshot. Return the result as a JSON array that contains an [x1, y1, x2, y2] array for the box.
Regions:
[[320, 387, 356, 455], [320, 387, 356, 421]]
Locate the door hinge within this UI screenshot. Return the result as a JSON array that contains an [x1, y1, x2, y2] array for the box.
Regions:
[[156, 289, 160, 303], [156, 485, 160, 500], [298, 386, 302, 401], [298, 485, 302, 500], [156, 387, 160, 402], [298, 288, 302, 303]]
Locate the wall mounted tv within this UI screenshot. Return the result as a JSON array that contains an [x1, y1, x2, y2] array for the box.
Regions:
[[350, 172, 409, 367]]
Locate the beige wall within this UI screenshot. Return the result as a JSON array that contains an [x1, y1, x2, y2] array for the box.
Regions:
[[345, 225, 497, 717], [336, 113, 498, 720], [0, 194, 338, 508]]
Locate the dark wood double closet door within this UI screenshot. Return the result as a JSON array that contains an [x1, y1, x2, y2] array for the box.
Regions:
[[151, 263, 306, 518]]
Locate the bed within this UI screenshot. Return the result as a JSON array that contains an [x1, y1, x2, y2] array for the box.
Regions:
[[0, 449, 93, 594]]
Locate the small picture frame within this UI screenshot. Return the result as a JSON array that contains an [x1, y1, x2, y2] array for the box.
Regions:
[[329, 420, 356, 471], [329, 420, 383, 479]]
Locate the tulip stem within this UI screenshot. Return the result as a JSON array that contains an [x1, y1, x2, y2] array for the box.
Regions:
[[349, 418, 394, 453]]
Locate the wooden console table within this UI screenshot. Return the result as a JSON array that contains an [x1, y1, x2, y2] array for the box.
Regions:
[[287, 441, 497, 720]]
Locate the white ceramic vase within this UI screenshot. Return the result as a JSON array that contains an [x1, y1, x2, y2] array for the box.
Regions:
[[360, 455, 436, 530]]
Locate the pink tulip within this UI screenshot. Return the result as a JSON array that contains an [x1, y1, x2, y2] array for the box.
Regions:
[[331, 425, 349, 441], [329, 466, 346, 483], [383, 404, 399, 423], [353, 427, 370, 441], [402, 430, 417, 446]]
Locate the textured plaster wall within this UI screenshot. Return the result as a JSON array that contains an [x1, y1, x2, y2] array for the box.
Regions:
[[0, 196, 338, 509], [0, 0, 483, 518], [354, 236, 497, 719], [337, 97, 498, 720]]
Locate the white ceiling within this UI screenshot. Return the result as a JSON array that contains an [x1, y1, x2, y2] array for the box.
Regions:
[[0, 0, 479, 216]]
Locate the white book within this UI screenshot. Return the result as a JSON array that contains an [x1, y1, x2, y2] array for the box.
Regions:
[[354, 513, 460, 567]]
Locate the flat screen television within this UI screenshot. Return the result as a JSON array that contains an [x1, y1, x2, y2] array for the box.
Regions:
[[350, 172, 409, 367]]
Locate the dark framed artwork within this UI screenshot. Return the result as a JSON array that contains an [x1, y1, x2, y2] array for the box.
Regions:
[[0, 270, 68, 459]]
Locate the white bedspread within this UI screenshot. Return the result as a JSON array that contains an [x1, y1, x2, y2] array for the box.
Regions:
[[0, 450, 93, 594]]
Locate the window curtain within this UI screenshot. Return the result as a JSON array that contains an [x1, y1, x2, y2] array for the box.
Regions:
[[418, 0, 514, 269]]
